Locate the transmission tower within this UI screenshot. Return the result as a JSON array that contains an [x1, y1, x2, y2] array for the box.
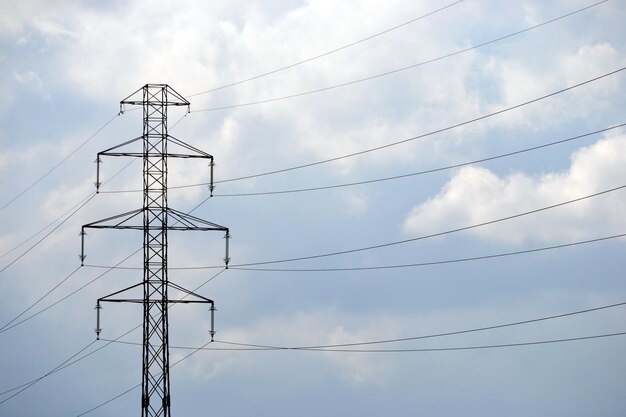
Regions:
[[80, 84, 230, 417]]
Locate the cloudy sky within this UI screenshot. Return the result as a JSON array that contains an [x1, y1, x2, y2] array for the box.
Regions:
[[1, 0, 626, 416]]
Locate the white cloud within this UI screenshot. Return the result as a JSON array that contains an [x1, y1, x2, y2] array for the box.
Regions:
[[41, 178, 94, 221], [183, 308, 398, 386], [0, 0, 80, 38], [562, 43, 624, 85], [32, 16, 77, 38], [476, 44, 623, 133], [9, 0, 488, 176], [403, 131, 626, 244], [0, 152, 7, 172], [559, 43, 626, 117], [175, 289, 626, 389], [339, 190, 368, 217], [13, 69, 51, 101], [0, 1, 40, 37], [1, 2, 625, 415], [323, 320, 398, 385]]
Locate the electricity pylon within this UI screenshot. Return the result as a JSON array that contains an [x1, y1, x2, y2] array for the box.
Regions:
[[81, 84, 229, 417]]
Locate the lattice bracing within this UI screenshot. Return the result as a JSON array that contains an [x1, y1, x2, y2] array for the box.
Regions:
[[82, 84, 228, 417]]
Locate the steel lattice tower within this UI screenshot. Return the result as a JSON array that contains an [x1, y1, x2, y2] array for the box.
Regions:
[[81, 84, 229, 417]]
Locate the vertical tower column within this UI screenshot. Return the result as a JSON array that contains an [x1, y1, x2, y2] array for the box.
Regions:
[[139, 85, 172, 417]]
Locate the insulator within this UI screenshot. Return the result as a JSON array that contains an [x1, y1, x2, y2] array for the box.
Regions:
[[224, 231, 230, 268], [95, 302, 102, 340], [95, 155, 102, 192], [80, 228, 86, 266], [209, 159, 215, 196], [210, 304, 216, 341]]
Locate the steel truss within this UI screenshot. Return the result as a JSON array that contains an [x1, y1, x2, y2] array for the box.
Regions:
[[81, 84, 229, 417]]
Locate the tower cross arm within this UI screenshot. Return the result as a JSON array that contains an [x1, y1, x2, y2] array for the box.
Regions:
[[167, 208, 229, 231], [82, 208, 144, 229], [120, 84, 190, 112]]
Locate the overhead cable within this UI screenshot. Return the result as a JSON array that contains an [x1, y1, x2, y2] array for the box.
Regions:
[[99, 300, 626, 350], [216, 332, 626, 352], [145, 185, 624, 269], [0, 156, 135, 268], [211, 124, 625, 197], [229, 233, 626, 272], [75, 383, 140, 416], [0, 265, 82, 332], [77, 298, 624, 415], [1, 194, 94, 259], [0, 340, 97, 405], [102, 331, 626, 352], [287, 332, 626, 352], [0, 327, 139, 405], [0, 249, 141, 335], [98, 123, 626, 195], [186, 0, 466, 97], [83, 232, 626, 272], [193, 1, 609, 112], [205, 67, 626, 185], [0, 159, 138, 334], [0, 113, 119, 213], [234, 303, 626, 348], [0, 193, 97, 274]]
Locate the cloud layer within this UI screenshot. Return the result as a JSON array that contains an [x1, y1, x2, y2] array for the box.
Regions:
[[404, 130, 626, 244], [1, 1, 625, 416]]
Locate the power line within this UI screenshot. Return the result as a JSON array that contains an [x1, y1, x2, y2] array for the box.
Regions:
[[75, 383, 140, 417], [291, 332, 626, 352], [0, 193, 97, 274], [204, 185, 626, 268], [192, 1, 609, 112], [0, 326, 140, 405], [0, 159, 139, 335], [0, 113, 119, 213], [203, 67, 626, 186], [83, 232, 626, 272], [0, 157, 135, 263], [80, 324, 625, 415], [80, 304, 626, 413], [0, 193, 94, 259], [0, 249, 141, 335], [99, 123, 626, 196], [211, 124, 624, 197], [228, 233, 626, 272], [186, 0, 466, 97], [101, 300, 626, 350], [102, 332, 626, 353], [222, 332, 626, 352], [0, 340, 97, 406], [0, 265, 82, 332], [235, 303, 626, 349]]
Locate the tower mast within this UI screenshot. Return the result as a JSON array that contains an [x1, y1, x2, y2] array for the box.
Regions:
[[81, 84, 229, 416]]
